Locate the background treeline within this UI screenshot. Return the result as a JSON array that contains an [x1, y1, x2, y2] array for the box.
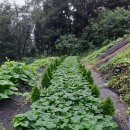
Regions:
[[0, 0, 130, 63]]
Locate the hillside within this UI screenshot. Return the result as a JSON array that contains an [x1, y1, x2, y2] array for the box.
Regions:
[[82, 37, 130, 103], [82, 37, 130, 129]]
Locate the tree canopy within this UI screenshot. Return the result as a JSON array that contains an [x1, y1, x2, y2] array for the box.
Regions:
[[0, 0, 130, 61]]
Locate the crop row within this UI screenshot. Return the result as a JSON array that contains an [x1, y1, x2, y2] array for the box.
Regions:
[[0, 57, 58, 100], [13, 56, 117, 130]]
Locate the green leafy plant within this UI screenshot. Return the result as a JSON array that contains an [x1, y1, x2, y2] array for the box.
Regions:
[[31, 84, 40, 103], [85, 70, 94, 84], [91, 84, 100, 98], [41, 69, 51, 88], [102, 97, 115, 116], [13, 114, 29, 130], [0, 61, 36, 100], [13, 57, 117, 130], [126, 108, 130, 116]]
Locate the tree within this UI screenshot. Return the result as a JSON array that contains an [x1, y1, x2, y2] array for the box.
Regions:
[[0, 1, 35, 63], [56, 34, 81, 55], [0, 2, 14, 63], [32, 0, 72, 55], [11, 4, 33, 58], [83, 7, 130, 47]]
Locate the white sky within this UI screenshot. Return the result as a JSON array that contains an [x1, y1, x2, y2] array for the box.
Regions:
[[0, 0, 25, 5]]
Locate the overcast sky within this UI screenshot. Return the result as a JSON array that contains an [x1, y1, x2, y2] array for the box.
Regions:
[[1, 0, 25, 5]]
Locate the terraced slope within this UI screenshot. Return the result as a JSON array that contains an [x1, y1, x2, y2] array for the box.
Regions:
[[97, 38, 130, 67], [82, 38, 130, 129], [99, 38, 130, 60], [97, 41, 130, 67], [82, 38, 124, 65]]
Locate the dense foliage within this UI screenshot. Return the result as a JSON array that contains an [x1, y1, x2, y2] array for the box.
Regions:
[[0, 0, 130, 61], [31, 57, 59, 69], [82, 8, 130, 47], [0, 57, 57, 100], [13, 57, 117, 130], [0, 2, 33, 63], [41, 58, 62, 88], [56, 35, 79, 55], [0, 61, 35, 100]]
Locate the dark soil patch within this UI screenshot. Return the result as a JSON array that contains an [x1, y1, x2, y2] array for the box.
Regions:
[[0, 98, 30, 130], [85, 64, 129, 130]]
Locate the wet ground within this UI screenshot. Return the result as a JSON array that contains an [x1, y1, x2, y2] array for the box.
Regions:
[[0, 99, 30, 130], [86, 64, 129, 130]]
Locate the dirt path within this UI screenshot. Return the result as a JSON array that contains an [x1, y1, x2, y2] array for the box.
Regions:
[[86, 65, 128, 130]]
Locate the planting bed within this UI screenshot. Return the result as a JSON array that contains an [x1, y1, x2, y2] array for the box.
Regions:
[[0, 57, 57, 129], [13, 57, 117, 130]]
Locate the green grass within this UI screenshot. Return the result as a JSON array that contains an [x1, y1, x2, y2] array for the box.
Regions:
[[31, 57, 59, 69], [82, 38, 123, 64], [101, 46, 130, 70]]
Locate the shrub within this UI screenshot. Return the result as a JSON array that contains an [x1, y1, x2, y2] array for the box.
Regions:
[[41, 58, 64, 89], [55, 34, 81, 55], [91, 84, 100, 98], [31, 84, 40, 103], [46, 67, 52, 79], [79, 64, 83, 70], [55, 58, 60, 66], [102, 97, 115, 116], [86, 70, 94, 84], [82, 69, 87, 77], [79, 64, 87, 76], [49, 62, 55, 71], [79, 64, 94, 84], [41, 70, 51, 88]]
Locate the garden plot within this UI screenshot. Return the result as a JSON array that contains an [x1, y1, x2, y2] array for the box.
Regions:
[[0, 57, 57, 130], [13, 57, 117, 130]]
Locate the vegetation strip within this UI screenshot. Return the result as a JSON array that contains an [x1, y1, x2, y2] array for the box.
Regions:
[[13, 56, 117, 130], [0, 61, 35, 100]]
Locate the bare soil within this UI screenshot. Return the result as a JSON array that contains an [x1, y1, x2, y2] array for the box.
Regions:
[[0, 98, 30, 130]]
